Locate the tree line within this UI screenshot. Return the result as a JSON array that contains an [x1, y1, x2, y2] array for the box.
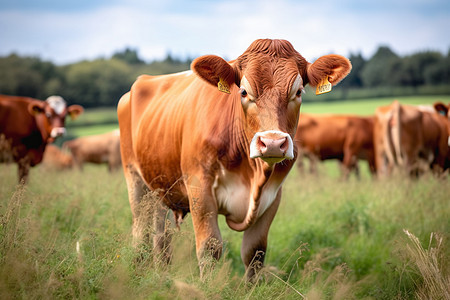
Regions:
[[0, 46, 449, 107]]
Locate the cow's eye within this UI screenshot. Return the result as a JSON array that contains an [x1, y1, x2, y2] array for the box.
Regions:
[[296, 89, 302, 97], [240, 88, 248, 97]]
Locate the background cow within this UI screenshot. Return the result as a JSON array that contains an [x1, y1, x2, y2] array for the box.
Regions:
[[63, 130, 121, 172], [374, 100, 449, 176], [0, 95, 83, 183], [41, 144, 74, 170], [118, 39, 351, 280], [295, 114, 376, 178]]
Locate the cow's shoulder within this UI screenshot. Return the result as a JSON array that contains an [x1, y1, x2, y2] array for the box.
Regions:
[[132, 71, 195, 101]]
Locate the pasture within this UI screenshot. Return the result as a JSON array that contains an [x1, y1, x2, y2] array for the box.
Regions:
[[1, 96, 449, 299]]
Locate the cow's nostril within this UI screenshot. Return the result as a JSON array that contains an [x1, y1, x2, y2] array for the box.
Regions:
[[280, 138, 288, 151], [257, 137, 267, 151]]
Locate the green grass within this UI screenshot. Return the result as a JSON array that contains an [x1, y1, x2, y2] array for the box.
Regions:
[[301, 95, 450, 115], [66, 107, 119, 137], [0, 161, 448, 299], [1, 95, 449, 298], [69, 124, 119, 137]]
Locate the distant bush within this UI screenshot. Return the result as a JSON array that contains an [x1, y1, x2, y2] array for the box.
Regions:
[[0, 45, 449, 107]]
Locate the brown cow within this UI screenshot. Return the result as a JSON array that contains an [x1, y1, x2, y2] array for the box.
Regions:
[[41, 144, 74, 170], [295, 114, 376, 177], [117, 39, 351, 280], [0, 95, 83, 183], [374, 100, 449, 176], [433, 102, 450, 119], [63, 130, 121, 172], [432, 102, 450, 170]]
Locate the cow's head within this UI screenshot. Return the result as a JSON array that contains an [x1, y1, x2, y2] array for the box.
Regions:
[[434, 102, 450, 146], [192, 39, 351, 165], [28, 96, 84, 142], [434, 102, 450, 119]]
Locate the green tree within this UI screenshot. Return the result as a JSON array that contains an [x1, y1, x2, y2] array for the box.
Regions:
[[340, 52, 366, 88], [0, 54, 53, 98], [361, 46, 399, 87], [401, 51, 443, 86], [112, 48, 144, 65], [62, 59, 134, 107], [423, 53, 450, 85]]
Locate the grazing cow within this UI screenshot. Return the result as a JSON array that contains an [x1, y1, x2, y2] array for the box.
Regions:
[[432, 102, 450, 169], [0, 95, 83, 183], [63, 130, 121, 172], [295, 114, 376, 177], [433, 102, 450, 119], [41, 144, 74, 170], [118, 39, 351, 280], [374, 101, 449, 176]]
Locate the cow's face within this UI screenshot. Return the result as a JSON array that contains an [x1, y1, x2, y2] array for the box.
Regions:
[[192, 39, 351, 166], [434, 102, 450, 145], [28, 96, 83, 142]]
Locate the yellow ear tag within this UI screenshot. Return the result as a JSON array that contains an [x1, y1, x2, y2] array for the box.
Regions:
[[218, 77, 231, 94], [315, 76, 332, 95]]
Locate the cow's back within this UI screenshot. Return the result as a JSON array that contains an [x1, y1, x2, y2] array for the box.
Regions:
[[42, 144, 73, 170], [119, 72, 208, 190], [297, 114, 349, 159], [0, 96, 37, 139]]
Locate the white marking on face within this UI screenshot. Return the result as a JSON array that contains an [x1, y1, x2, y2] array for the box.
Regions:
[[46, 95, 67, 115], [288, 74, 304, 101], [50, 127, 66, 138], [240, 76, 256, 101]]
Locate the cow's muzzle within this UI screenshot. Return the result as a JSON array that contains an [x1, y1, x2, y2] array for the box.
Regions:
[[250, 130, 294, 163], [50, 127, 66, 138]]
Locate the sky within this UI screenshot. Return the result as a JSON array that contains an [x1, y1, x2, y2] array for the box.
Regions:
[[0, 0, 449, 65]]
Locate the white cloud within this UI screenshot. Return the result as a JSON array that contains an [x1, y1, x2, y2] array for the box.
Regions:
[[0, 0, 448, 64]]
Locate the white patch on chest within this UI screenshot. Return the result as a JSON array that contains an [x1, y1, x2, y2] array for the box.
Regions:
[[212, 163, 282, 222]]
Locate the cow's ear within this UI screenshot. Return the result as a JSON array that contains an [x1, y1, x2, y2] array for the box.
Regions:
[[67, 104, 84, 120], [306, 55, 352, 87], [27, 100, 46, 116], [433, 102, 449, 116], [191, 55, 236, 93]]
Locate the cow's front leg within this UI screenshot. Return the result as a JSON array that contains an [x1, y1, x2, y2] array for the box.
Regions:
[[186, 174, 222, 278], [241, 189, 281, 282], [152, 199, 173, 265]]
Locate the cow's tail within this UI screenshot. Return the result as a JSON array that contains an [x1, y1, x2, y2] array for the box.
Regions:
[[390, 100, 404, 166], [379, 111, 395, 169]]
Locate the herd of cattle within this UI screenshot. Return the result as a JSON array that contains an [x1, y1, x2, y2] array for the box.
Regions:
[[297, 100, 450, 178], [1, 39, 449, 282], [2, 95, 446, 183]]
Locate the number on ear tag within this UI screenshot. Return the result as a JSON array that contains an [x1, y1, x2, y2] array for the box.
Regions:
[[316, 77, 332, 95]]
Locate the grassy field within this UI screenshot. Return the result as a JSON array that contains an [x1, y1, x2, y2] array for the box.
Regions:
[[1, 96, 449, 299], [300, 95, 450, 115]]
